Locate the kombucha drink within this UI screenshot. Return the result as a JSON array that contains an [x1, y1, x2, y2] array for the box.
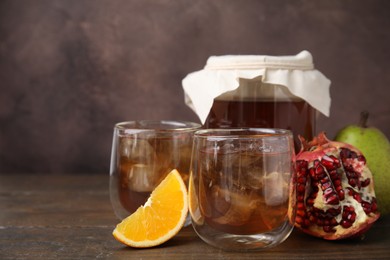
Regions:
[[202, 77, 316, 150], [196, 142, 292, 235], [204, 99, 315, 148], [117, 135, 192, 214]]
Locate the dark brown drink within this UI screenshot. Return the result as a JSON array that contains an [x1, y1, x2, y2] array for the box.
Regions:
[[117, 135, 192, 214], [195, 144, 292, 235], [118, 153, 166, 213], [204, 99, 315, 149]]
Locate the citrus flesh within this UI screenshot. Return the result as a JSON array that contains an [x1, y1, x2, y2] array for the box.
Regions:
[[113, 169, 188, 248]]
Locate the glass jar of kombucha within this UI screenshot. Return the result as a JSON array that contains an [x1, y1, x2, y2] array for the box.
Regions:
[[182, 51, 331, 149], [203, 77, 316, 146]]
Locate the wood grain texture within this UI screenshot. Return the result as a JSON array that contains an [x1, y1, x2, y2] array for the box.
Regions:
[[0, 174, 389, 259]]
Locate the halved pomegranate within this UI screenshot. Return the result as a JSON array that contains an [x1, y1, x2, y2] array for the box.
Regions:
[[294, 132, 380, 240]]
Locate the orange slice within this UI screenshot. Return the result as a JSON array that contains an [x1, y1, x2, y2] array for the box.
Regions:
[[112, 169, 188, 248]]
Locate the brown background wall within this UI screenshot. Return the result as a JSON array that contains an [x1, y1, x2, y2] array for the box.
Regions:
[[1, 0, 389, 174]]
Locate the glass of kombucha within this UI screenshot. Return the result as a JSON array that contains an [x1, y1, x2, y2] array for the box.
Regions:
[[109, 120, 201, 224], [189, 128, 296, 251]]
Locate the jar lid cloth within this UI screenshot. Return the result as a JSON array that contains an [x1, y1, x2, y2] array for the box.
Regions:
[[182, 50, 331, 124]]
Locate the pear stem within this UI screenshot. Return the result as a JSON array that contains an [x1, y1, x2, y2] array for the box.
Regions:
[[359, 111, 369, 128]]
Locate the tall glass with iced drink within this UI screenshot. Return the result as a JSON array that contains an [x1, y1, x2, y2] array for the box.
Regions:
[[109, 120, 201, 221], [189, 128, 296, 251]]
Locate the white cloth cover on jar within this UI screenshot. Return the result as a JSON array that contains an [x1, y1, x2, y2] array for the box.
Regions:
[[182, 50, 331, 124]]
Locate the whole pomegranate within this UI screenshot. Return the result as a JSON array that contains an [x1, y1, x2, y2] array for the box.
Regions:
[[294, 132, 380, 240]]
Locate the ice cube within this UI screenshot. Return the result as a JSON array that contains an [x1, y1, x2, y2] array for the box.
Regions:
[[211, 186, 261, 226], [234, 166, 264, 190], [119, 137, 156, 164], [235, 149, 262, 168], [263, 171, 289, 206], [123, 163, 163, 192]]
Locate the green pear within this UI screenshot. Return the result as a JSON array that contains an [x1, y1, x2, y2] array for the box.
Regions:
[[335, 111, 390, 215]]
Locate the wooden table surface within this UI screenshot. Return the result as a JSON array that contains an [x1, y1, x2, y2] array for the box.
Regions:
[[1, 174, 389, 259]]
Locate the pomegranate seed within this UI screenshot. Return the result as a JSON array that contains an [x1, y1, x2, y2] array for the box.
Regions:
[[347, 188, 362, 202], [353, 193, 362, 203], [340, 148, 351, 159], [348, 211, 357, 222], [348, 178, 357, 187], [306, 197, 315, 206], [346, 171, 357, 178], [362, 201, 372, 214], [371, 201, 378, 212], [321, 156, 335, 170], [342, 208, 352, 219], [298, 176, 306, 184], [312, 207, 321, 213], [313, 160, 320, 167], [328, 170, 338, 178], [333, 179, 341, 186], [341, 220, 353, 228], [315, 166, 326, 179], [361, 178, 371, 187], [297, 202, 305, 210], [297, 183, 306, 193], [327, 207, 341, 216], [323, 225, 336, 233], [350, 151, 358, 159], [309, 168, 316, 179], [330, 155, 341, 167], [304, 219, 311, 227], [297, 160, 308, 169], [323, 187, 334, 196], [338, 190, 345, 200], [330, 218, 338, 226], [357, 155, 366, 163], [317, 219, 325, 226], [296, 216, 304, 225], [297, 210, 306, 217], [344, 165, 354, 172], [321, 181, 332, 190], [326, 194, 340, 205]]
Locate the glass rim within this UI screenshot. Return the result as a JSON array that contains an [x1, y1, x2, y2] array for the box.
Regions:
[[194, 128, 292, 139], [114, 120, 201, 133]]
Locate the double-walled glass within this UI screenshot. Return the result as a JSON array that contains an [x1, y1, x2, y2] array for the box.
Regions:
[[189, 128, 296, 251], [110, 120, 201, 222]]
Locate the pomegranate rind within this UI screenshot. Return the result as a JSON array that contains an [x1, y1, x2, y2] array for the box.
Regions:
[[300, 219, 378, 240]]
